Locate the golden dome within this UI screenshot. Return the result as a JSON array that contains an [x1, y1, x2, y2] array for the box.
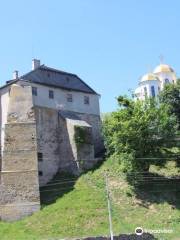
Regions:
[[153, 64, 174, 74], [140, 73, 158, 82]]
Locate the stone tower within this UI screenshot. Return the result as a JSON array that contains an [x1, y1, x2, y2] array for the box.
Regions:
[[0, 84, 40, 221]]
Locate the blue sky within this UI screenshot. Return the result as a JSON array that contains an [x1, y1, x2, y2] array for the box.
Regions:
[[0, 0, 180, 112]]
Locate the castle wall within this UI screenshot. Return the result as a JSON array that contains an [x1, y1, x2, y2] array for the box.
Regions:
[[19, 81, 103, 154], [34, 107, 61, 186], [0, 84, 40, 221], [23, 82, 100, 115], [58, 115, 77, 174], [35, 106, 97, 186], [58, 116, 95, 174], [75, 113, 103, 155], [0, 86, 10, 154]]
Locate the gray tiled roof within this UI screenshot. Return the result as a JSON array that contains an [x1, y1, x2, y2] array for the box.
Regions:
[[21, 65, 97, 94], [59, 110, 91, 127], [59, 110, 81, 120]]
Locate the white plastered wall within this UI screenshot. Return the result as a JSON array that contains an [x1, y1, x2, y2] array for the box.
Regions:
[[154, 72, 177, 89], [19, 81, 100, 116], [135, 80, 160, 100]]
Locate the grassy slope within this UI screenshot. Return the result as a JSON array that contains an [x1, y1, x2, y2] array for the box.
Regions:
[[0, 158, 180, 240]]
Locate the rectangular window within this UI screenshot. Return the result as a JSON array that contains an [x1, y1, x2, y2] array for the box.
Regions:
[[38, 171, 43, 176], [144, 87, 147, 96], [49, 90, 54, 99], [151, 86, 155, 97], [67, 93, 73, 102], [84, 96, 90, 105], [32, 87, 37, 96], [38, 152, 43, 162]]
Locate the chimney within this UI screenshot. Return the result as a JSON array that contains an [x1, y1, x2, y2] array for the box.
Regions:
[[32, 59, 40, 70], [13, 70, 19, 80]]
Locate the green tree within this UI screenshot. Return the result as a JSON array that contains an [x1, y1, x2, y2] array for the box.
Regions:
[[102, 96, 177, 173], [159, 79, 180, 128]]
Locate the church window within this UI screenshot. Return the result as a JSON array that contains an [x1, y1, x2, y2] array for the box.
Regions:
[[49, 90, 54, 99], [84, 96, 90, 105], [32, 87, 37, 96], [151, 86, 155, 97], [165, 78, 170, 84], [67, 93, 73, 102], [38, 152, 43, 162], [144, 87, 147, 96]]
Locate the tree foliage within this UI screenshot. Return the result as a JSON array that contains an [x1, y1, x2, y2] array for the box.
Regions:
[[102, 96, 177, 173], [159, 79, 180, 128]]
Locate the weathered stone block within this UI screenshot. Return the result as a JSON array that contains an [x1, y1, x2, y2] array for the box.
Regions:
[[0, 84, 40, 221]]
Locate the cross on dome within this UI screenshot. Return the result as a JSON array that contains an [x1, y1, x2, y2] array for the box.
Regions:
[[159, 54, 164, 64]]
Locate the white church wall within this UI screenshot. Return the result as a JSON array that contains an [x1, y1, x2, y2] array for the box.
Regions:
[[147, 80, 160, 97], [155, 72, 176, 89], [137, 80, 160, 100]]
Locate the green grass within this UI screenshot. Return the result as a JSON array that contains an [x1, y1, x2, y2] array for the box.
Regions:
[[0, 158, 180, 240]]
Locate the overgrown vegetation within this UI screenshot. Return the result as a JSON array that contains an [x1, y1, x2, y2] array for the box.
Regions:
[[159, 79, 180, 128], [102, 96, 178, 176], [74, 125, 92, 147]]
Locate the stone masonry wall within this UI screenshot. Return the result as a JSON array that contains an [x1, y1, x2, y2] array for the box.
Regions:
[[58, 116, 95, 175], [34, 107, 97, 185], [75, 113, 104, 155], [0, 84, 40, 221], [34, 106, 61, 186]]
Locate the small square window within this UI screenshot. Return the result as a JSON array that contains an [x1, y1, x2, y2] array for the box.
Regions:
[[38, 171, 43, 176], [32, 87, 37, 96], [67, 93, 73, 102], [49, 90, 54, 99], [84, 96, 90, 105], [38, 152, 43, 162]]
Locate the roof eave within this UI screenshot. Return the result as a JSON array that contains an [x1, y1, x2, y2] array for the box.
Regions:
[[21, 78, 100, 95]]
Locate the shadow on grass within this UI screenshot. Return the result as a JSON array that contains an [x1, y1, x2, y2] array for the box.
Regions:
[[127, 172, 180, 209], [40, 172, 79, 206], [40, 157, 105, 207]]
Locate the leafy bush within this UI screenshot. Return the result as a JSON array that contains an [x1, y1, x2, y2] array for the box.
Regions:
[[74, 126, 93, 147], [159, 79, 180, 128], [102, 96, 178, 174]]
